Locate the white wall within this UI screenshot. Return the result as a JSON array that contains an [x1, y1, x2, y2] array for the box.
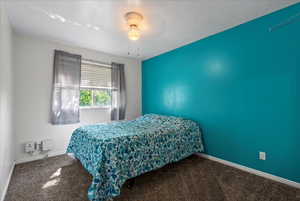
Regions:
[[13, 32, 142, 163], [0, 3, 14, 200]]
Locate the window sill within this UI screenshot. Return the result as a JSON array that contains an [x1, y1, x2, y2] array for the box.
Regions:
[[80, 106, 111, 110]]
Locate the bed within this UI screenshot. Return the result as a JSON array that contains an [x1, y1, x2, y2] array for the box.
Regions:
[[67, 114, 204, 201]]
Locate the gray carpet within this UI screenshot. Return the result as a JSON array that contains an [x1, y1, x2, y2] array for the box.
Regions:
[[5, 154, 300, 201]]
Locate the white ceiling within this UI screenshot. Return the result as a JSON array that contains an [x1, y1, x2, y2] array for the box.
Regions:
[[5, 0, 299, 60]]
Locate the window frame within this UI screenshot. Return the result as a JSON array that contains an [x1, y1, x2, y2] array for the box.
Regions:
[[79, 60, 112, 110]]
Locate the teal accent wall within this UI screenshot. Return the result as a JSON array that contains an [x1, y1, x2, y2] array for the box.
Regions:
[[142, 3, 300, 183]]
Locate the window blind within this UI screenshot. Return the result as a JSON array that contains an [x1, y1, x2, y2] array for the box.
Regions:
[[80, 63, 111, 89]]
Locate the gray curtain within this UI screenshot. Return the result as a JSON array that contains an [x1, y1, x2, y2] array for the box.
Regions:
[[111, 62, 126, 121], [50, 50, 81, 125]]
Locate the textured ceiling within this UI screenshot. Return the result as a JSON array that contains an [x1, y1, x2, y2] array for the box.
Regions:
[[5, 0, 300, 60]]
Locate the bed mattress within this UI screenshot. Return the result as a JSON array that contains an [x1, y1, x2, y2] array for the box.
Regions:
[[67, 114, 204, 201]]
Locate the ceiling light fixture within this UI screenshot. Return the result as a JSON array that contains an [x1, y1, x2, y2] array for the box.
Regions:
[[125, 12, 143, 41]]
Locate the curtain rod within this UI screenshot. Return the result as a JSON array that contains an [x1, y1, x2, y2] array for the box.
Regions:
[[55, 49, 113, 68], [82, 58, 112, 68]]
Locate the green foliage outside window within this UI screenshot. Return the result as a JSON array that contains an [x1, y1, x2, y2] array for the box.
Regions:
[[80, 90, 92, 106], [94, 90, 111, 106], [80, 89, 111, 107]]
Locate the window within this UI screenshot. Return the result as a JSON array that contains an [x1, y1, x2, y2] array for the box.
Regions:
[[80, 61, 112, 108]]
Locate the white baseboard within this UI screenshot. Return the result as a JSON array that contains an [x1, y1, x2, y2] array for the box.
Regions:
[[0, 162, 15, 201], [15, 150, 66, 164], [196, 153, 300, 189]]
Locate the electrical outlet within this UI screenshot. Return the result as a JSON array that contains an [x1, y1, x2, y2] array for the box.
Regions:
[[259, 152, 266, 160], [25, 141, 36, 153]]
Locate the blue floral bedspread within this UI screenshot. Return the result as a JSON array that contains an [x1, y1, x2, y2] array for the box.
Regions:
[[67, 114, 204, 201]]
